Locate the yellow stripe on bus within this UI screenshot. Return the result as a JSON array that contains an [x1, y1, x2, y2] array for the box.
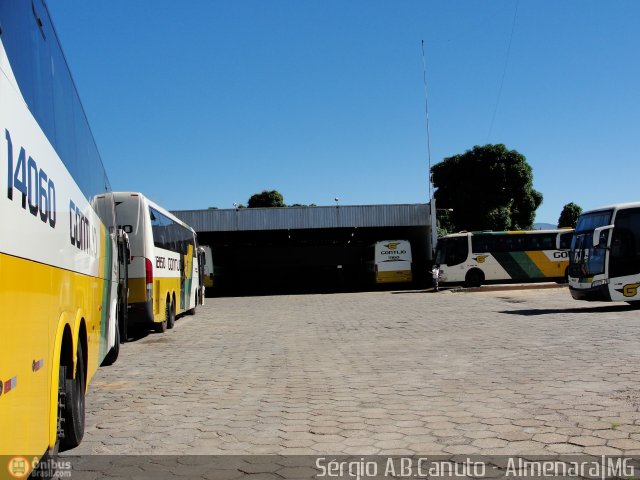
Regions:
[[525, 251, 568, 277]]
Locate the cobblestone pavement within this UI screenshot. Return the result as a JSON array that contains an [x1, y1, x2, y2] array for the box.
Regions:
[[71, 287, 640, 457]]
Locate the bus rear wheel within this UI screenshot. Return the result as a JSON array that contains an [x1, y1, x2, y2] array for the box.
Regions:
[[60, 341, 85, 450], [465, 269, 484, 288], [166, 299, 175, 329]]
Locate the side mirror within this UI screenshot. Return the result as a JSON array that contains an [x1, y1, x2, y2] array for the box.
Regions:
[[592, 225, 614, 247]]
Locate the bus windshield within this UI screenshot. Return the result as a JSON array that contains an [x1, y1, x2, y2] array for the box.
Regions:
[[575, 210, 613, 232], [435, 236, 468, 267], [570, 231, 608, 278], [570, 210, 612, 278]]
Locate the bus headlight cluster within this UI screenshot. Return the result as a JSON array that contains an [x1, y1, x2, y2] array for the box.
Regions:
[[591, 279, 609, 288]]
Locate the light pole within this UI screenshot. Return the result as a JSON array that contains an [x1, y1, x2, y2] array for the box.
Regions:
[[233, 203, 239, 231]]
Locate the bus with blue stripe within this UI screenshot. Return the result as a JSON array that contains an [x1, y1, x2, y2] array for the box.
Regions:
[[0, 0, 126, 466], [435, 229, 573, 287]]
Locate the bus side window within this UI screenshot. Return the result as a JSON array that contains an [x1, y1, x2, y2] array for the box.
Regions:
[[471, 236, 489, 253], [559, 232, 573, 250], [612, 229, 634, 257], [610, 208, 640, 278], [540, 234, 555, 250], [524, 236, 540, 251]]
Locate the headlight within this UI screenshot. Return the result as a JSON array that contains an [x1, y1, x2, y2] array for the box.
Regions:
[[591, 279, 609, 288]]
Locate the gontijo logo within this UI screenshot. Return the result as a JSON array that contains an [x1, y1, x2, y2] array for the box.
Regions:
[[473, 255, 489, 264], [381, 242, 407, 256], [7, 456, 30, 479], [622, 282, 640, 297]]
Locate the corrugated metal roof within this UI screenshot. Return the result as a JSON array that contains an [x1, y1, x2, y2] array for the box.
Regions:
[[172, 204, 432, 232]]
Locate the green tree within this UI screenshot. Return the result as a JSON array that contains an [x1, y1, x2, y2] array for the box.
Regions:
[[431, 144, 543, 232], [558, 202, 582, 228], [247, 190, 285, 208], [435, 209, 453, 237]]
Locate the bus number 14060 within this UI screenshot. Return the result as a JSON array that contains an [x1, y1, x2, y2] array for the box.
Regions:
[[5, 129, 56, 228]]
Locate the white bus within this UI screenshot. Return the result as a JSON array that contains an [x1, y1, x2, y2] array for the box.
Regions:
[[366, 240, 413, 284], [200, 244, 214, 289], [114, 193, 204, 332], [569, 202, 640, 303], [435, 229, 573, 287], [1, 0, 126, 463]]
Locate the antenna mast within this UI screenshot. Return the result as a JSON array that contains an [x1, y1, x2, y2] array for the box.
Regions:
[[421, 40, 433, 200]]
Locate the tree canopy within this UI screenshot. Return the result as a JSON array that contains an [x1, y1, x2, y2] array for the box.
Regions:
[[247, 190, 285, 208], [431, 144, 543, 232], [558, 202, 582, 228]]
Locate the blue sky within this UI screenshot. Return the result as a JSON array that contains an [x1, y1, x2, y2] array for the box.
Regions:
[[47, 0, 640, 223]]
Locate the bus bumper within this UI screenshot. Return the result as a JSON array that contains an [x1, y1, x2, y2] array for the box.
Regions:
[[569, 284, 611, 302], [376, 270, 413, 284], [128, 301, 154, 325]]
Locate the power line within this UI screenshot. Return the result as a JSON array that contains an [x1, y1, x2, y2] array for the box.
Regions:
[[487, 0, 519, 142]]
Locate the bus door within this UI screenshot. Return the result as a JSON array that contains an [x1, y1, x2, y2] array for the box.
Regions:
[[180, 244, 194, 312], [197, 247, 205, 298]]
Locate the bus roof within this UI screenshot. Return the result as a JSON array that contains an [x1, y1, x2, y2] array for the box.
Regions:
[[581, 202, 640, 214], [439, 229, 573, 239], [113, 191, 196, 233]]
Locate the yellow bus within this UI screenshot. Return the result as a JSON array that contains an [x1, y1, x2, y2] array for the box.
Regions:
[[366, 240, 413, 284], [0, 0, 126, 466], [114, 193, 204, 332]]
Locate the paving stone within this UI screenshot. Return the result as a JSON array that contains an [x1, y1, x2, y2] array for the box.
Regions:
[[544, 443, 585, 454], [607, 438, 640, 451], [496, 431, 533, 442], [531, 433, 569, 444], [568, 436, 607, 447], [374, 439, 410, 450], [471, 438, 508, 449], [584, 446, 623, 456]]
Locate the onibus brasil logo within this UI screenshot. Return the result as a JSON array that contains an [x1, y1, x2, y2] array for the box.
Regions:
[[7, 456, 72, 479], [7, 457, 30, 479]]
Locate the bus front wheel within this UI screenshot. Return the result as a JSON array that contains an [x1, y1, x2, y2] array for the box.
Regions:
[[465, 269, 484, 288]]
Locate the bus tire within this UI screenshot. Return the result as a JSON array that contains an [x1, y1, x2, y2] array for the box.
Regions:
[[166, 300, 175, 329], [101, 323, 120, 367], [465, 269, 484, 288], [60, 340, 85, 450], [155, 318, 167, 333]]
